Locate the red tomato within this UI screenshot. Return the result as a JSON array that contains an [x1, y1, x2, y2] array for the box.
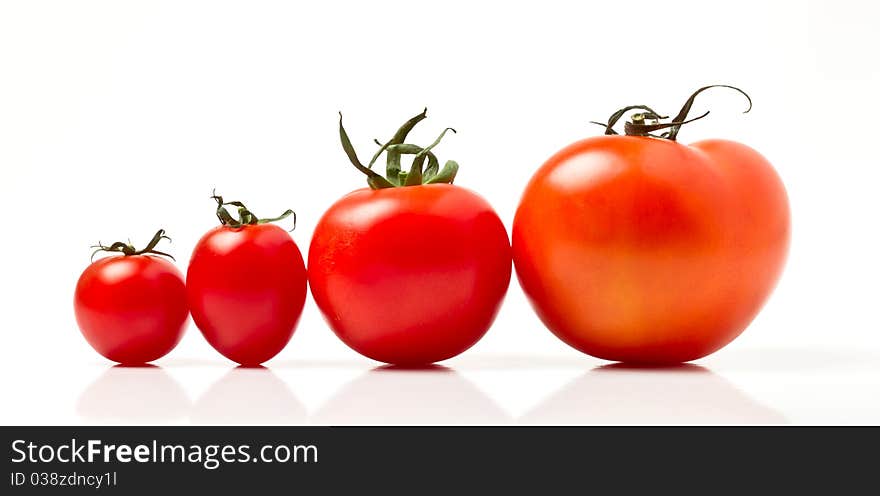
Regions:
[[187, 195, 306, 366], [74, 231, 188, 364], [513, 86, 790, 363], [309, 111, 511, 365], [310, 184, 511, 365]]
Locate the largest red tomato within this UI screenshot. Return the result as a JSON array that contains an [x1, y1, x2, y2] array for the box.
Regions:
[[308, 110, 511, 365], [513, 86, 790, 363]]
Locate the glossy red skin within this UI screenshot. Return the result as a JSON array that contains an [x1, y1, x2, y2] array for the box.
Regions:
[[187, 224, 307, 366], [74, 256, 188, 364], [309, 184, 512, 366], [513, 136, 790, 364]]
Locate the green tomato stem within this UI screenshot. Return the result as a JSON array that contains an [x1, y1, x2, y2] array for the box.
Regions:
[[589, 85, 752, 141], [338, 109, 460, 189]]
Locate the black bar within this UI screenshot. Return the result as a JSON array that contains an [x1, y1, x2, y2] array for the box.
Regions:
[[2, 426, 877, 494]]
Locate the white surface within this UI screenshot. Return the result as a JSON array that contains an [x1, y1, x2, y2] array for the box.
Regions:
[[1, 0, 878, 425]]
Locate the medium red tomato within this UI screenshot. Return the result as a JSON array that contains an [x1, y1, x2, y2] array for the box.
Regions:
[[308, 110, 511, 365], [513, 86, 790, 364], [74, 230, 188, 364], [187, 194, 306, 366]]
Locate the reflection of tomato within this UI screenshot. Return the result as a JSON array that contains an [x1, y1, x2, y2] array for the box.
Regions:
[[309, 110, 512, 365], [310, 185, 511, 365], [74, 235, 188, 365], [513, 87, 790, 363], [187, 195, 306, 366]]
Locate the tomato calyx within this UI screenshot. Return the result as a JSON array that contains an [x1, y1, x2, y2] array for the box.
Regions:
[[211, 191, 296, 231], [90, 229, 175, 261], [589, 85, 753, 141], [338, 108, 460, 190]]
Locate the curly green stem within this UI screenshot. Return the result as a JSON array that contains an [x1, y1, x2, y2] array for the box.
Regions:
[[90, 229, 175, 261], [591, 85, 752, 141], [211, 190, 296, 231]]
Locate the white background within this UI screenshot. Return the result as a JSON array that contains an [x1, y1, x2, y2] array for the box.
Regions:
[[1, 0, 878, 425]]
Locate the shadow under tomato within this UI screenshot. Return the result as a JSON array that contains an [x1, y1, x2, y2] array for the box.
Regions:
[[374, 364, 453, 372], [77, 364, 191, 423], [520, 363, 785, 425], [191, 366, 306, 425], [594, 362, 709, 372], [312, 365, 510, 425]]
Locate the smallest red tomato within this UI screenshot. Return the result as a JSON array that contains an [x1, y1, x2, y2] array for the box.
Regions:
[[74, 229, 188, 365]]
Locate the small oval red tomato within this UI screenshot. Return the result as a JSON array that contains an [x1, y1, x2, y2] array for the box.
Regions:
[[308, 111, 512, 366], [74, 230, 188, 364], [513, 86, 790, 364], [187, 194, 306, 366]]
